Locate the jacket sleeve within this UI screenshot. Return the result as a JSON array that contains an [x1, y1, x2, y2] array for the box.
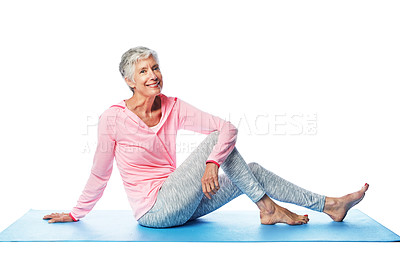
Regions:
[[69, 108, 117, 221], [176, 98, 238, 167]]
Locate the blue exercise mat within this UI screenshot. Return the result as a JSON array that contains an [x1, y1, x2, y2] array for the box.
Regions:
[[0, 209, 399, 242]]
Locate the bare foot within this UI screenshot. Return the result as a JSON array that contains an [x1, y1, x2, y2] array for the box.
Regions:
[[323, 183, 369, 222], [256, 195, 309, 225], [260, 204, 309, 225]]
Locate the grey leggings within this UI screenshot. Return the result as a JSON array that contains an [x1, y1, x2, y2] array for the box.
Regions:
[[137, 131, 326, 228]]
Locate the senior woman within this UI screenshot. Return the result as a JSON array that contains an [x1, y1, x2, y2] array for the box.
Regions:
[[43, 46, 369, 228]]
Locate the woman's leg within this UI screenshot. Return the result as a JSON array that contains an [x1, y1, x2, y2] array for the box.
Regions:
[[137, 131, 246, 228], [247, 162, 369, 222], [138, 131, 274, 228], [138, 131, 367, 228], [188, 173, 243, 221], [142, 131, 310, 226], [189, 147, 313, 225], [247, 162, 325, 211], [189, 145, 368, 224], [188, 156, 324, 221]]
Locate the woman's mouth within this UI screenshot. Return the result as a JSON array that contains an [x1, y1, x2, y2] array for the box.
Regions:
[[146, 82, 160, 88]]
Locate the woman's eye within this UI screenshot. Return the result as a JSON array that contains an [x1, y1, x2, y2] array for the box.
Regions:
[[140, 69, 146, 74], [153, 66, 160, 71]]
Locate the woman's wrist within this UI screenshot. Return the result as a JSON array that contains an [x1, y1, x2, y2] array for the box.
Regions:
[[69, 212, 79, 222], [206, 160, 220, 168]]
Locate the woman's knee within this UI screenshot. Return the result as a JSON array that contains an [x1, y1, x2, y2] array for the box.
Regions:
[[248, 162, 261, 171], [199, 131, 220, 150], [207, 131, 220, 142]]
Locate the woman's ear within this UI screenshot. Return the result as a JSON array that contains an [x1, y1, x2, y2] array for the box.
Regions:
[[125, 77, 135, 89]]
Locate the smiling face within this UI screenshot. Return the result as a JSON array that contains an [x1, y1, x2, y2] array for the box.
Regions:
[[125, 55, 163, 97]]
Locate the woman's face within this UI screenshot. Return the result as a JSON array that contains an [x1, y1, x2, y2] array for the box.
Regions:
[[127, 55, 163, 97]]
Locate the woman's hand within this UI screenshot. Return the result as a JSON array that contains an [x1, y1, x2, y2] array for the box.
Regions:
[[201, 162, 220, 199], [43, 212, 74, 223]]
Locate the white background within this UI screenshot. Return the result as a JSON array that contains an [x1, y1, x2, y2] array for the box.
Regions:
[[0, 0, 399, 264]]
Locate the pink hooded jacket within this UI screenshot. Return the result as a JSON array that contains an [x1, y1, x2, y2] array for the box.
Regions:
[[70, 94, 238, 221]]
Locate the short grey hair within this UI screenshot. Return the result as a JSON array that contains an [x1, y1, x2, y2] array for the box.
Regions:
[[119, 46, 159, 92]]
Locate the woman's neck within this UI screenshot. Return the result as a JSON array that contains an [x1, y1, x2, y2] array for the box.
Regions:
[[126, 93, 161, 117]]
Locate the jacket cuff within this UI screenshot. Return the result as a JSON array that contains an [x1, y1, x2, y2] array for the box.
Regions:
[[206, 160, 220, 168], [69, 212, 79, 222]]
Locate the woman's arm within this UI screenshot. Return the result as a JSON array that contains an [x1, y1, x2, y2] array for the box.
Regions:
[[43, 108, 117, 223], [177, 98, 238, 166], [177, 98, 238, 198]]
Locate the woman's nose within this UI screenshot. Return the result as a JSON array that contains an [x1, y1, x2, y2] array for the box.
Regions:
[[149, 70, 158, 80]]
